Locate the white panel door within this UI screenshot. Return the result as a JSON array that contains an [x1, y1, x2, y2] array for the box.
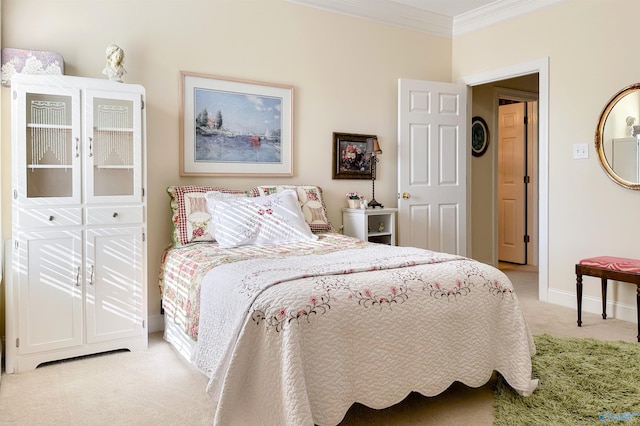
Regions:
[[17, 230, 82, 354], [398, 79, 467, 255], [85, 227, 145, 343], [498, 103, 526, 264]]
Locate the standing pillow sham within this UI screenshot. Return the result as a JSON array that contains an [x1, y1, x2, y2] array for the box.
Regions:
[[248, 185, 333, 233], [206, 189, 318, 248], [167, 185, 247, 247]]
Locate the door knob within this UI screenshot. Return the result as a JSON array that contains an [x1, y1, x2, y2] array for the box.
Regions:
[[402, 192, 411, 199]]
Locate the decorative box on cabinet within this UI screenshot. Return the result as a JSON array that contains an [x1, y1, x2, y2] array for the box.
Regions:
[[5, 74, 148, 373], [342, 207, 397, 246]]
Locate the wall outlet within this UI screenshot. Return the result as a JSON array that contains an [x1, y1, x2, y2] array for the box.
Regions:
[[573, 143, 589, 159]]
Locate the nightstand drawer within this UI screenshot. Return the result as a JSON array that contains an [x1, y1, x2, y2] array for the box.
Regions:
[[86, 206, 143, 225], [17, 208, 83, 228]]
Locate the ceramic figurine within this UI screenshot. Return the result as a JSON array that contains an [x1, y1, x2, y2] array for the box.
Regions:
[[626, 116, 636, 136], [102, 44, 126, 82]]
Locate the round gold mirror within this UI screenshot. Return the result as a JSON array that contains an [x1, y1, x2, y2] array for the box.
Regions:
[[595, 83, 640, 189]]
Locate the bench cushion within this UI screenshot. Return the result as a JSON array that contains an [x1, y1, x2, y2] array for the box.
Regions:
[[579, 256, 640, 273]]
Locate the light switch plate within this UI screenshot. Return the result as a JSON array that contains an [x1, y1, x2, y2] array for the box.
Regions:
[[573, 143, 588, 159]]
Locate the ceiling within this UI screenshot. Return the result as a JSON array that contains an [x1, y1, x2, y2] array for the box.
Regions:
[[287, 0, 565, 37]]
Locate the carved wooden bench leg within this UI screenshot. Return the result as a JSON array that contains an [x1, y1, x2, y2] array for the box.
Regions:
[[601, 277, 608, 320], [637, 286, 640, 342], [576, 272, 583, 327]]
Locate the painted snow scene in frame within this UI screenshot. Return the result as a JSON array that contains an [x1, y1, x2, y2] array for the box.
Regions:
[[180, 72, 293, 176]]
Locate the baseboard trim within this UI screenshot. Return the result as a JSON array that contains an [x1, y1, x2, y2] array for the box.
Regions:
[[148, 313, 165, 334], [547, 288, 637, 323]]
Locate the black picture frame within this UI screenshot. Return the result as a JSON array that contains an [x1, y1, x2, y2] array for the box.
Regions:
[[332, 132, 375, 179], [471, 116, 489, 157]]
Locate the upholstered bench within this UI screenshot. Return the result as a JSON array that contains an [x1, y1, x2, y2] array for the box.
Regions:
[[576, 256, 640, 342]]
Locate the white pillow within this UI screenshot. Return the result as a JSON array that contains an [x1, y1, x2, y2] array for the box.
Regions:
[[206, 189, 318, 248]]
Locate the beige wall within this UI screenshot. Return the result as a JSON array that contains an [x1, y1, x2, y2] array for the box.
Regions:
[[0, 0, 452, 336], [455, 0, 640, 317]]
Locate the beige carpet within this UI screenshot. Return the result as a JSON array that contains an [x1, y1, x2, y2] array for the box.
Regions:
[[0, 267, 636, 425]]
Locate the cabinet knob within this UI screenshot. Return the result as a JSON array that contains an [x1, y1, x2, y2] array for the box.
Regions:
[[112, 212, 119, 218], [402, 192, 411, 199], [48, 215, 55, 221]]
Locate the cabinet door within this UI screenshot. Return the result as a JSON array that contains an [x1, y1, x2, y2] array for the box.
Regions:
[[13, 83, 82, 206], [84, 89, 143, 204], [16, 230, 82, 354], [85, 228, 145, 343]]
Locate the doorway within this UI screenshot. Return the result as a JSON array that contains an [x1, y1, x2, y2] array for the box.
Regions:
[[463, 57, 548, 302]]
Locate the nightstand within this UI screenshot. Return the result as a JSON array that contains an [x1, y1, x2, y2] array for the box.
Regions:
[[342, 207, 398, 245]]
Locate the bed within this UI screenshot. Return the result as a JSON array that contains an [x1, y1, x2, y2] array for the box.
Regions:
[[159, 184, 538, 426]]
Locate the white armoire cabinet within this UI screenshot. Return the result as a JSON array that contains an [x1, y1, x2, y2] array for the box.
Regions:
[[5, 74, 147, 373]]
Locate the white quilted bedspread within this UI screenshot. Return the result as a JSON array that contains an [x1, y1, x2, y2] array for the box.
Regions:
[[194, 244, 537, 426]]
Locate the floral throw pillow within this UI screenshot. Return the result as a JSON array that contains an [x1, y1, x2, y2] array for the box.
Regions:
[[167, 185, 247, 247], [248, 185, 333, 233], [206, 189, 318, 248]]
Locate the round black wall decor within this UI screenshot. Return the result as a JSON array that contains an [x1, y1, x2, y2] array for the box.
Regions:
[[471, 116, 489, 157]]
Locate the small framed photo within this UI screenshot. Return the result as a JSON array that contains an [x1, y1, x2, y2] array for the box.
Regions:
[[180, 71, 294, 176], [332, 132, 376, 179]]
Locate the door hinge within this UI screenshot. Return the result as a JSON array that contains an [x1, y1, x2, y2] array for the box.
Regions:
[[142, 232, 146, 242], [141, 97, 145, 110], [16, 338, 19, 348], [524, 235, 530, 243], [142, 187, 145, 197], [142, 319, 146, 329], [14, 240, 18, 250], [13, 189, 17, 199], [524, 175, 530, 184]]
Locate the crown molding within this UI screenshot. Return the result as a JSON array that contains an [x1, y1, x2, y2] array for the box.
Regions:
[[453, 0, 566, 36], [288, 0, 567, 38], [287, 0, 452, 38]]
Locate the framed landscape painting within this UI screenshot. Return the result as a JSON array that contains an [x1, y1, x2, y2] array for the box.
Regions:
[[180, 71, 294, 176]]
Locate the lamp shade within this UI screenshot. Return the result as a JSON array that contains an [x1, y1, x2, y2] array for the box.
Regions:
[[367, 137, 382, 155]]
